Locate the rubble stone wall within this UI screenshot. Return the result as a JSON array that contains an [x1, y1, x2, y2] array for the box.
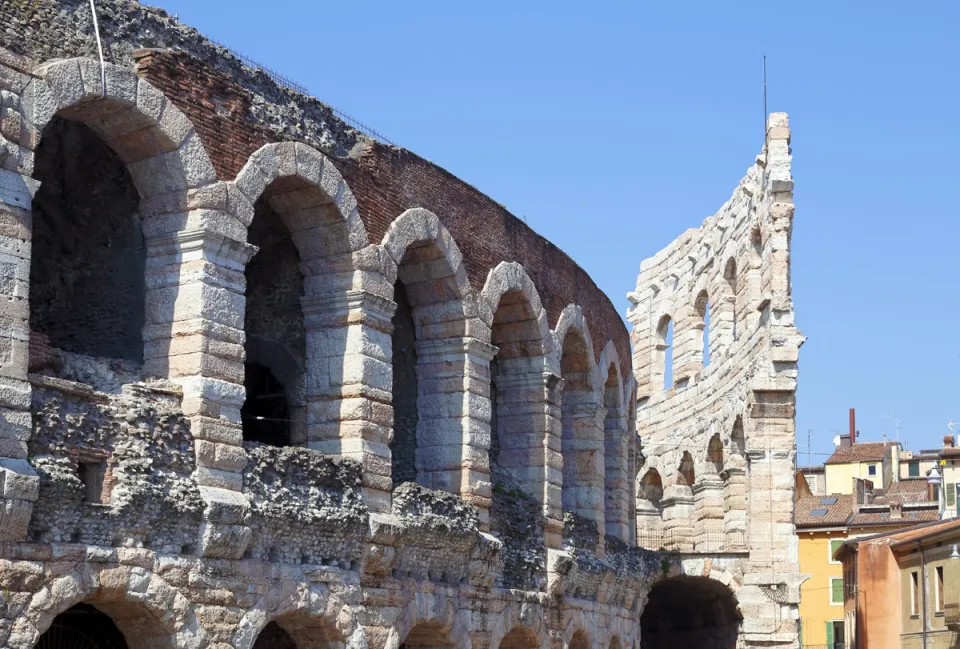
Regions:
[[627, 115, 805, 648]]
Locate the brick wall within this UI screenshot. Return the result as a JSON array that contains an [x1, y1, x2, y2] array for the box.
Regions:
[[134, 50, 631, 376]]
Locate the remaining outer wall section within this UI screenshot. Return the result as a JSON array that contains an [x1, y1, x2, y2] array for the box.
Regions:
[[628, 114, 805, 648]]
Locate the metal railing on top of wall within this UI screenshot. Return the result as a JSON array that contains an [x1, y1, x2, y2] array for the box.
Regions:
[[205, 37, 399, 148], [636, 529, 747, 553]]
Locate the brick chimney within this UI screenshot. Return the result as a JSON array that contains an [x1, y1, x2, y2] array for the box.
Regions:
[[945, 435, 955, 449], [890, 501, 902, 519]]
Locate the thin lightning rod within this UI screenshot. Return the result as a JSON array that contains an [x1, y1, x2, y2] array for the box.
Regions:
[[763, 54, 768, 137]]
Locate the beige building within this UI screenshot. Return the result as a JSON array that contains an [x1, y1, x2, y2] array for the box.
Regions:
[[825, 438, 899, 495]]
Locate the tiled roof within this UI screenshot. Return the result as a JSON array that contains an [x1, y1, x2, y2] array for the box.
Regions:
[[941, 447, 960, 457], [825, 442, 894, 465], [795, 494, 853, 527], [885, 478, 931, 501], [849, 509, 939, 526]]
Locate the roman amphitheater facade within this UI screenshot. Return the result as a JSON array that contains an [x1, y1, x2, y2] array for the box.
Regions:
[[0, 3, 803, 649]]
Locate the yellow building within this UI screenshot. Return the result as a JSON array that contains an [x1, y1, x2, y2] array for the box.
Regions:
[[796, 479, 939, 647], [824, 438, 899, 494], [940, 437, 959, 519]]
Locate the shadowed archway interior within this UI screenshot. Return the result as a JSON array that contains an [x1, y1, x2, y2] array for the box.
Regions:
[[640, 576, 741, 649]]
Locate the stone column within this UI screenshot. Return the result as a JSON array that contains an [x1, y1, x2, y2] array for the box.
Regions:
[[635, 502, 664, 549], [414, 336, 498, 528], [693, 474, 725, 551], [560, 399, 606, 552], [661, 484, 695, 551], [301, 290, 396, 515], [604, 411, 630, 543], [142, 217, 254, 559], [722, 465, 747, 548], [0, 161, 39, 541], [494, 368, 563, 548]]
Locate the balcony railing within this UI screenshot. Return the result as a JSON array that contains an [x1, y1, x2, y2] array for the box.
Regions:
[[945, 602, 959, 629], [636, 529, 747, 553]]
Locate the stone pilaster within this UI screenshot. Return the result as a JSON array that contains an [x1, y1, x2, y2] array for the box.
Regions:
[[493, 368, 563, 547], [693, 474, 725, 551], [560, 399, 606, 551], [661, 484, 695, 551], [415, 336, 498, 528], [0, 158, 39, 539], [143, 218, 254, 559], [301, 289, 396, 514], [722, 465, 747, 548], [604, 411, 630, 543]]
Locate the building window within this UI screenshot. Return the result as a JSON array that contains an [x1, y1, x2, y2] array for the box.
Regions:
[[830, 577, 844, 605], [908, 461, 920, 477], [867, 464, 877, 476], [935, 566, 944, 613], [829, 538, 845, 564], [826, 620, 844, 649], [911, 571, 920, 616], [947, 483, 956, 508]]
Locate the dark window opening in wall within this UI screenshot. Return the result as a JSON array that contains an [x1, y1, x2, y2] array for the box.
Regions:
[[252, 622, 298, 649], [243, 196, 306, 447], [77, 459, 107, 504], [724, 258, 738, 342], [640, 576, 741, 649], [36, 604, 129, 649], [868, 464, 877, 476], [391, 280, 418, 487], [695, 290, 710, 368], [242, 362, 290, 446], [30, 117, 145, 364], [909, 461, 920, 477], [656, 316, 673, 391], [935, 565, 944, 612], [708, 434, 724, 473]]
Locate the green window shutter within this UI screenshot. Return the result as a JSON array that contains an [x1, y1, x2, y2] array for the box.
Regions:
[[947, 483, 956, 507], [832, 578, 844, 604], [830, 539, 844, 558], [826, 621, 834, 647], [909, 462, 920, 477]]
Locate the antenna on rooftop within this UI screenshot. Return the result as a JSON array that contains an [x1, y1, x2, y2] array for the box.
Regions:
[[763, 54, 768, 139], [892, 414, 902, 442]]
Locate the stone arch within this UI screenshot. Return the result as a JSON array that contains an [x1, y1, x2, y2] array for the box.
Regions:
[[693, 288, 710, 370], [556, 304, 604, 548], [654, 314, 673, 391], [722, 414, 748, 548], [560, 615, 594, 649], [694, 432, 726, 550], [14, 567, 205, 649], [233, 583, 365, 649], [482, 262, 560, 540], [677, 451, 695, 487], [379, 208, 490, 504], [720, 255, 739, 348], [21, 58, 219, 382], [488, 602, 549, 649], [231, 142, 369, 448], [639, 575, 742, 649], [386, 594, 470, 649], [636, 466, 665, 546], [599, 341, 629, 543]]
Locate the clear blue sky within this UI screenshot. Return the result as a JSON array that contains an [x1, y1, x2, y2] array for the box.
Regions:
[[153, 0, 959, 461]]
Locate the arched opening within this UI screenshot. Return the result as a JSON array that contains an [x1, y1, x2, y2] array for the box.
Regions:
[[391, 279, 418, 486], [609, 637, 624, 649], [640, 576, 741, 649], [603, 363, 628, 541], [400, 622, 456, 649], [35, 600, 180, 649], [388, 235, 468, 492], [731, 416, 745, 457], [30, 116, 145, 370], [242, 191, 307, 446], [636, 468, 664, 547], [678, 451, 695, 487], [723, 258, 738, 343], [250, 616, 344, 649], [498, 626, 538, 649], [723, 416, 748, 548], [655, 316, 673, 391], [251, 622, 298, 649], [36, 604, 129, 649], [708, 434, 724, 474], [568, 630, 589, 649], [559, 329, 601, 525], [694, 290, 710, 369]]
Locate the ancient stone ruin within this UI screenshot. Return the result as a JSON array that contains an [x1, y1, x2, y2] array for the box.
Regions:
[[0, 3, 803, 649]]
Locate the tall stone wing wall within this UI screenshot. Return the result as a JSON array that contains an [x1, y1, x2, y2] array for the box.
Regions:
[[628, 114, 805, 647]]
